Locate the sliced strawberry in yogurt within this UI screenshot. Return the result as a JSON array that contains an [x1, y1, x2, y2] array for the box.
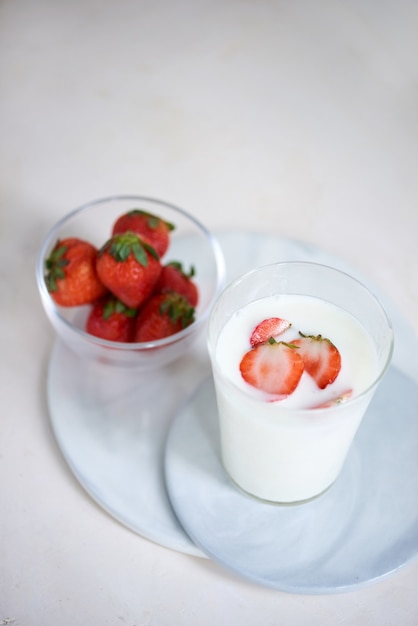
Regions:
[[250, 317, 291, 347]]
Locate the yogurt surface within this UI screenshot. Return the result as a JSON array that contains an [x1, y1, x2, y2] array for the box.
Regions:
[[215, 294, 377, 409]]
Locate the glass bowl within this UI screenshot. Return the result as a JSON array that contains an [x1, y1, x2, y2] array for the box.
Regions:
[[36, 195, 226, 369]]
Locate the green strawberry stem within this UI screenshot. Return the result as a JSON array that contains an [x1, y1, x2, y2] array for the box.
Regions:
[[299, 331, 336, 347], [160, 293, 195, 328], [167, 261, 196, 278], [100, 232, 159, 265], [45, 240, 69, 292], [128, 209, 175, 232], [103, 298, 137, 320], [267, 337, 299, 349]]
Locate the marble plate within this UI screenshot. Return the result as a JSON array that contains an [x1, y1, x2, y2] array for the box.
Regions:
[[48, 337, 207, 556], [47, 231, 418, 559], [164, 368, 418, 592]]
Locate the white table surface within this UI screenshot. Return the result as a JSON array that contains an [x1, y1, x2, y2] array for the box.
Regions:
[[1, 1, 418, 624]]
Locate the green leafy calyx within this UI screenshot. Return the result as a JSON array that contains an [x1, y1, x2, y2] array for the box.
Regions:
[[100, 232, 159, 265], [267, 337, 299, 349], [44, 240, 69, 292], [299, 331, 335, 347], [160, 293, 195, 329], [167, 261, 195, 279], [128, 209, 175, 232], [103, 298, 137, 320]]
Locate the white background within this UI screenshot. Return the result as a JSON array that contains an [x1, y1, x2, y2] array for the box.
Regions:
[[1, 1, 418, 624]]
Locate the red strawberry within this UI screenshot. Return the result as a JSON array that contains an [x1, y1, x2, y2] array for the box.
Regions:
[[311, 389, 352, 409], [250, 317, 291, 347], [96, 232, 162, 309], [86, 296, 137, 342], [112, 209, 175, 257], [45, 237, 107, 307], [239, 339, 304, 396], [154, 261, 199, 307], [292, 333, 341, 389], [134, 292, 195, 342]]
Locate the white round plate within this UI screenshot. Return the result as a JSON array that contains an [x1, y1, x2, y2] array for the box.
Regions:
[[47, 232, 418, 558], [164, 368, 418, 592], [48, 337, 208, 556]]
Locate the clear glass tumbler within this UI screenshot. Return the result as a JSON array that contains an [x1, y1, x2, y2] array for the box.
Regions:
[[207, 261, 394, 503]]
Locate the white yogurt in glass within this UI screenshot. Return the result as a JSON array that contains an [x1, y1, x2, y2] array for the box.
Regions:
[[208, 262, 393, 503]]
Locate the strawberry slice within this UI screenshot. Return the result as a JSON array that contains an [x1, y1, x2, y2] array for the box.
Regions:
[[292, 333, 341, 389], [250, 317, 291, 347], [240, 339, 304, 396], [311, 389, 352, 409]]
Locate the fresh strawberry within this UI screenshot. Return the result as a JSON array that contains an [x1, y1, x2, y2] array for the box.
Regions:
[[134, 292, 195, 342], [292, 333, 341, 389], [239, 339, 304, 396], [250, 317, 291, 347], [311, 389, 352, 409], [45, 237, 107, 307], [96, 232, 162, 309], [86, 296, 137, 342], [112, 209, 175, 257], [154, 261, 199, 307]]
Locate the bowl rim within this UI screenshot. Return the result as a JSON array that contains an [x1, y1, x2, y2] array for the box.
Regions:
[[36, 194, 226, 351]]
